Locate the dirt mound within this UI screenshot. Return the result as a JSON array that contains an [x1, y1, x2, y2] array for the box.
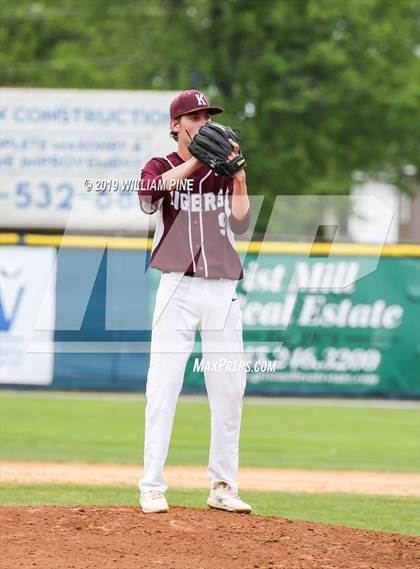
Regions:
[[2, 506, 419, 569]]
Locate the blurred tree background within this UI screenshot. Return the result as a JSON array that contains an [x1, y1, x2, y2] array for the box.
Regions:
[[0, 0, 418, 232]]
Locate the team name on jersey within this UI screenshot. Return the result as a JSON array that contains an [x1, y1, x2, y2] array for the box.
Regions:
[[171, 188, 227, 212]]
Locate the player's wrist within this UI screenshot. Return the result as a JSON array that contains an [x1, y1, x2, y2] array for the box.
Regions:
[[187, 157, 203, 169], [233, 169, 246, 185]]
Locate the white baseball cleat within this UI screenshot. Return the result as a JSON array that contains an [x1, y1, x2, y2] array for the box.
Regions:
[[207, 482, 252, 513], [140, 491, 169, 513]]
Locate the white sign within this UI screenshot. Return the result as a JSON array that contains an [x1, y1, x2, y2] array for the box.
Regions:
[[0, 88, 178, 232], [0, 246, 56, 384]]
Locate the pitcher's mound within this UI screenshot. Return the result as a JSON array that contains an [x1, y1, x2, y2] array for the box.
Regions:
[[2, 506, 419, 568]]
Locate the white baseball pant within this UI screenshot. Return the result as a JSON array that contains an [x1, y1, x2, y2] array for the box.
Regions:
[[140, 272, 247, 494]]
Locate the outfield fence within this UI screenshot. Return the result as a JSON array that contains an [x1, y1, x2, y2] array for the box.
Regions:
[[1, 234, 419, 398]]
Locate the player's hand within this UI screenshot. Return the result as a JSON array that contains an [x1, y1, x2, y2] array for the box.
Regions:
[[228, 139, 246, 181], [227, 138, 240, 162]]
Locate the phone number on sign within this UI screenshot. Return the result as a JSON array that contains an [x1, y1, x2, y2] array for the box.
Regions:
[[245, 346, 382, 373], [5, 182, 137, 210]]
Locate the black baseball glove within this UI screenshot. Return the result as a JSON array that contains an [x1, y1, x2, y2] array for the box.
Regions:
[[188, 122, 246, 176]]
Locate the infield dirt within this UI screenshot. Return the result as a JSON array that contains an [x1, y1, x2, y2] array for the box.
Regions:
[[2, 461, 419, 496], [2, 505, 420, 569]]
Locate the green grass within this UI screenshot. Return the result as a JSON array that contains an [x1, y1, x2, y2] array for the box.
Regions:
[[1, 484, 418, 536], [1, 393, 418, 471]]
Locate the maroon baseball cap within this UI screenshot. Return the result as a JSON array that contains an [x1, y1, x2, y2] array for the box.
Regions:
[[170, 90, 224, 119]]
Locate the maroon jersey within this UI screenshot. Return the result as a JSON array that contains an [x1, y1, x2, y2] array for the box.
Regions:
[[138, 152, 250, 280]]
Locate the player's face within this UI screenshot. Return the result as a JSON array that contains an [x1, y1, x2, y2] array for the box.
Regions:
[[172, 110, 211, 145]]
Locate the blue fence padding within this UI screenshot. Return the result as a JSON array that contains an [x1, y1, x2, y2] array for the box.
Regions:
[[53, 248, 151, 390]]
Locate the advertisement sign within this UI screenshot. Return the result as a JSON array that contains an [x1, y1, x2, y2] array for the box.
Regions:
[[0, 88, 177, 232], [184, 253, 420, 396], [0, 246, 56, 384], [238, 254, 419, 395]]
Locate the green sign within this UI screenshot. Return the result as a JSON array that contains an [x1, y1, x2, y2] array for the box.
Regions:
[[151, 253, 419, 397], [236, 254, 420, 396]]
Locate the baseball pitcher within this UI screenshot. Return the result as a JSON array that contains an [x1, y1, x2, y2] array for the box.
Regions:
[[138, 90, 252, 514]]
